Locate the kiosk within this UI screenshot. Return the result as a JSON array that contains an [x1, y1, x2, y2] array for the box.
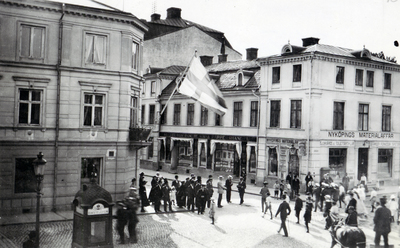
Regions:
[[72, 177, 114, 248]]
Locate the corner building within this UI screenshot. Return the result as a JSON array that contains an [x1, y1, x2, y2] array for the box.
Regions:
[[0, 0, 149, 214], [257, 38, 400, 188]]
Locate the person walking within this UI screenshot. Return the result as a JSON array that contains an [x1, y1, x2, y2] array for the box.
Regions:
[[388, 194, 397, 223], [276, 195, 291, 237], [273, 180, 280, 199], [313, 184, 322, 212], [292, 175, 300, 196], [124, 188, 140, 244], [217, 176, 226, 208], [304, 196, 313, 233], [294, 193, 303, 224], [206, 175, 214, 208], [225, 175, 233, 203], [153, 180, 163, 213], [305, 172, 313, 194], [209, 198, 216, 224], [162, 178, 173, 212], [342, 173, 350, 193], [177, 179, 187, 208], [260, 182, 270, 213], [374, 197, 391, 247], [237, 176, 246, 205], [370, 187, 377, 213], [139, 172, 150, 212], [264, 192, 273, 219], [186, 178, 196, 212], [22, 231, 36, 248], [279, 180, 285, 199], [345, 206, 358, 227], [338, 183, 345, 208], [116, 201, 129, 244]]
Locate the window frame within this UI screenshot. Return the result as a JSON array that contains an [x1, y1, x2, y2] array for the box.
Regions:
[[272, 66, 280, 84], [14, 157, 37, 194], [237, 73, 243, 86], [84, 32, 108, 66], [17, 88, 43, 126], [130, 95, 138, 128], [151, 81, 156, 95], [290, 100, 302, 129], [141, 105, 145, 125], [293, 64, 302, 82], [233, 101, 243, 127], [355, 69, 363, 86], [270, 100, 281, 128], [333, 102, 345, 130], [201, 106, 208, 126], [336, 66, 345, 84], [81, 157, 103, 187], [149, 104, 155, 125], [82, 93, 106, 128], [366, 70, 374, 87], [382, 105, 391, 132], [250, 101, 258, 127], [358, 103, 369, 131], [19, 23, 46, 62], [215, 113, 221, 126], [132, 41, 139, 71], [187, 103, 194, 126], [173, 104, 181, 126], [160, 105, 167, 125], [384, 73, 391, 90]]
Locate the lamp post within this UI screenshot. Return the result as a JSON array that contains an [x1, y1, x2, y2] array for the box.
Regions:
[[33, 152, 47, 248]]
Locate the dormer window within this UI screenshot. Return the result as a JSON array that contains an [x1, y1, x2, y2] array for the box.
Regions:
[[238, 73, 243, 86]]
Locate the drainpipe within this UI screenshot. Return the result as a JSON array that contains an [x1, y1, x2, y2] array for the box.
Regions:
[[53, 3, 65, 212], [252, 88, 260, 185], [307, 52, 315, 180]]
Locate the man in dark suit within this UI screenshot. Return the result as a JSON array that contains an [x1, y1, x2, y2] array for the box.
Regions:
[[374, 197, 391, 247], [237, 177, 246, 205], [276, 195, 291, 237], [346, 191, 357, 213]]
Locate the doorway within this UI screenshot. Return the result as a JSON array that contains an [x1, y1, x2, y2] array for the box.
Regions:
[[358, 148, 368, 180]]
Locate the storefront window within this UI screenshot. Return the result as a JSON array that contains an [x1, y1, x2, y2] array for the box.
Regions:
[[214, 143, 235, 173], [268, 148, 278, 176], [81, 158, 101, 186], [378, 149, 392, 178], [178, 141, 193, 167], [249, 146, 256, 173], [329, 148, 346, 180], [199, 143, 207, 167]]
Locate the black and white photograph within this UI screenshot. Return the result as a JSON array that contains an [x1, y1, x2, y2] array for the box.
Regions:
[[1, 0, 400, 247]]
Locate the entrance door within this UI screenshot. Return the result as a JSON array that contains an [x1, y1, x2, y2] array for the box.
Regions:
[[358, 148, 368, 180]]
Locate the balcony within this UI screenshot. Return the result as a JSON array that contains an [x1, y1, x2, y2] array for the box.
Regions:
[[129, 127, 152, 141]]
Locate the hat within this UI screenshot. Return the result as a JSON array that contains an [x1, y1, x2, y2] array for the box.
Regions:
[[209, 175, 213, 178], [380, 197, 387, 205], [139, 172, 144, 176], [391, 194, 396, 199], [325, 195, 332, 201], [315, 183, 320, 187], [348, 191, 354, 196], [156, 172, 160, 176], [228, 175, 233, 179], [306, 196, 313, 203], [348, 206, 355, 210], [131, 178, 136, 183], [263, 181, 268, 185], [219, 175, 223, 179]]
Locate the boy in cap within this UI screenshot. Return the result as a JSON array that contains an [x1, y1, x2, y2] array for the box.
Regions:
[[260, 181, 270, 213]]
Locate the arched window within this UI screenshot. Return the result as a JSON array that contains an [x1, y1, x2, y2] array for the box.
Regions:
[[238, 73, 243, 86]]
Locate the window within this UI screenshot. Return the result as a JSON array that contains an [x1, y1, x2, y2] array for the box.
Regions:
[[187, 103, 194, 125], [272, 67, 280, 84], [378, 149, 392, 178], [160, 105, 167, 124], [148, 141, 154, 159], [293, 65, 302, 82], [141, 105, 145, 124], [14, 158, 36, 193], [132, 41, 139, 70], [329, 148, 347, 179], [250, 101, 258, 127], [366, 71, 374, 87], [151, 81, 156, 94], [382, 105, 391, 131], [336, 66, 345, 84], [18, 89, 42, 125], [268, 148, 278, 176], [201, 106, 208, 126], [384, 73, 391, 90], [130, 96, 138, 127], [142, 82, 146, 95], [249, 146, 256, 173], [290, 100, 302, 128], [83, 93, 104, 127], [149, 105, 155, 124], [333, 102, 345, 130], [215, 114, 221, 126], [233, 102, 242, 127], [270, 100, 281, 127], [173, 104, 181, 125], [81, 158, 101, 186], [358, 104, 369, 131], [238, 73, 243, 86], [20, 24, 45, 59], [85, 33, 106, 64], [355, 69, 363, 86]]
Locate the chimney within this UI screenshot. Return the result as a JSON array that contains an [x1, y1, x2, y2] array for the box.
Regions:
[[151, 13, 161, 21], [200, 56, 213, 66], [218, 54, 228, 63], [246, 48, 258, 61], [166, 7, 182, 19], [302, 37, 320, 47]]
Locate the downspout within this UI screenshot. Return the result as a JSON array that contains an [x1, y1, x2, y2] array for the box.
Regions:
[[307, 52, 315, 178], [53, 3, 65, 212], [252, 87, 260, 185]]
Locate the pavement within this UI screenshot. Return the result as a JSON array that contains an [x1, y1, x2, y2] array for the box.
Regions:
[[1, 167, 399, 226]]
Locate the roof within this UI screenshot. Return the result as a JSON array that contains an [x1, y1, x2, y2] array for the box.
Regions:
[[207, 60, 259, 73], [215, 70, 260, 90], [160, 65, 186, 76], [73, 180, 113, 208], [45, 0, 118, 11]]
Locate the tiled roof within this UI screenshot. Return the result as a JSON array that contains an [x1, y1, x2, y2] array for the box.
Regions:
[[245, 70, 261, 88], [151, 18, 222, 34], [160, 65, 186, 75], [207, 60, 259, 73]]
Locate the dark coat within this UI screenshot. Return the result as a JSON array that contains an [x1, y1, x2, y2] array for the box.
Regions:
[[295, 198, 303, 211], [276, 201, 291, 220], [346, 198, 357, 213], [225, 179, 233, 191], [162, 184, 171, 200], [314, 187, 321, 200], [345, 211, 358, 227], [292, 179, 300, 190], [304, 202, 313, 222], [237, 180, 246, 193], [374, 206, 391, 233]]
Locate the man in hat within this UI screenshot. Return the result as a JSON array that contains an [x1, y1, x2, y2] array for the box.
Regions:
[[260, 181, 270, 213], [294, 193, 303, 224], [197, 184, 208, 214], [225, 175, 233, 203], [116, 201, 129, 244], [23, 231, 36, 248], [139, 172, 149, 213], [314, 183, 322, 212], [346, 191, 357, 213], [276, 195, 291, 237], [217, 176, 226, 208], [305, 172, 313, 194], [304, 196, 313, 233], [206, 175, 214, 208], [342, 172, 350, 193], [374, 197, 391, 247], [237, 176, 246, 205], [345, 206, 358, 227]]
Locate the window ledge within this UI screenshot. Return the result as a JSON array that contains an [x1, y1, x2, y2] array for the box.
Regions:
[[354, 85, 363, 91], [335, 84, 344, 89], [383, 89, 391, 94], [365, 87, 374, 92], [271, 83, 280, 89], [79, 128, 108, 133], [292, 82, 302, 88]]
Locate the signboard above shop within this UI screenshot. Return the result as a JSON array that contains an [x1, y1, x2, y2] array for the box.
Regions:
[[324, 131, 395, 140]]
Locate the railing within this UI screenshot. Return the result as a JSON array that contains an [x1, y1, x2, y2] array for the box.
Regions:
[[129, 127, 152, 141]]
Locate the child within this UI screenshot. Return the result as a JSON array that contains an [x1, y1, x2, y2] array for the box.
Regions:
[[279, 180, 285, 199], [170, 185, 177, 206], [273, 181, 280, 199], [389, 194, 397, 223], [370, 187, 377, 212], [209, 198, 216, 224], [264, 192, 273, 219]]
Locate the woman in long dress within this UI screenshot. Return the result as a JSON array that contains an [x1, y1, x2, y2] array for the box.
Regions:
[[354, 185, 368, 218]]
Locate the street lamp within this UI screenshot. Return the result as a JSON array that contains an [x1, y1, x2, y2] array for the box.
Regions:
[[33, 152, 47, 248]]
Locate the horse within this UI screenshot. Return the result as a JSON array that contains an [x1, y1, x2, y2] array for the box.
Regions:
[[330, 219, 366, 248]]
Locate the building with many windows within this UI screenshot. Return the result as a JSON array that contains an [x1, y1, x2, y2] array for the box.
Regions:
[[257, 37, 400, 187], [0, 0, 149, 214]]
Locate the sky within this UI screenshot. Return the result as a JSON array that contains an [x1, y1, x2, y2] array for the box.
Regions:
[[100, 0, 400, 60]]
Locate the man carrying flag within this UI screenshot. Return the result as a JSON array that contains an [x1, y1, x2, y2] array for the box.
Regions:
[[176, 53, 228, 115]]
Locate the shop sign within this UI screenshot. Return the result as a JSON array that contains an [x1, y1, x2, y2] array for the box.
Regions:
[[88, 203, 109, 215], [372, 142, 400, 147], [320, 141, 355, 146], [327, 131, 394, 139]]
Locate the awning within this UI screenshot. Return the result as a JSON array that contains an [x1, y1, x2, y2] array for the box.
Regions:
[[210, 140, 242, 159], [171, 137, 193, 151]]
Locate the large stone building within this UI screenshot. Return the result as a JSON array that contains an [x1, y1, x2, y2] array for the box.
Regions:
[[0, 0, 149, 214], [257, 38, 400, 187]]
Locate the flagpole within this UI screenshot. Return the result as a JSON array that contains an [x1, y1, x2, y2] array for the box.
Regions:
[[159, 50, 197, 116]]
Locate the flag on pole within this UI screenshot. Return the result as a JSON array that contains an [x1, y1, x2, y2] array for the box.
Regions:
[[177, 55, 228, 115]]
